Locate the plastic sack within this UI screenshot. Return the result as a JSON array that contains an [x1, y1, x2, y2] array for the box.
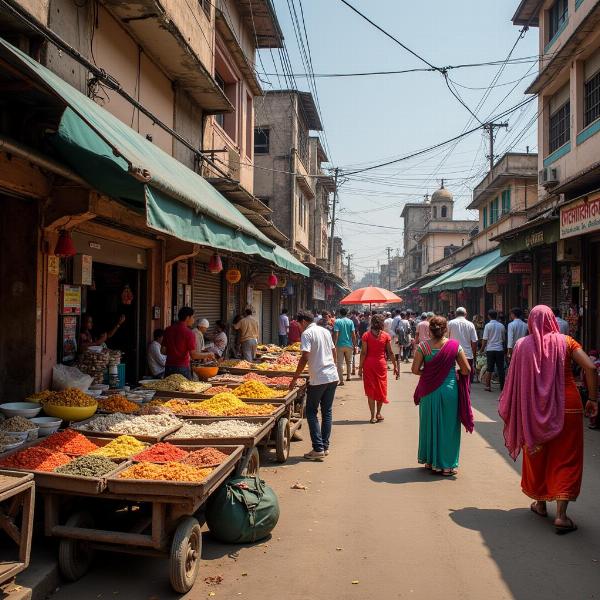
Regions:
[[52, 364, 93, 392], [206, 475, 280, 543]]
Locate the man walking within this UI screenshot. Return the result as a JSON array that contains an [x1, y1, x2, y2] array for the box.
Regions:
[[553, 307, 569, 334], [448, 307, 478, 384], [278, 308, 290, 347], [481, 309, 506, 392], [233, 308, 260, 361], [414, 312, 432, 345], [290, 310, 339, 461], [507, 307, 528, 359], [333, 308, 357, 385]]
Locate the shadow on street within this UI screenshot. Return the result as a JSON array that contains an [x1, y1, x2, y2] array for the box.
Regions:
[[369, 467, 445, 484]]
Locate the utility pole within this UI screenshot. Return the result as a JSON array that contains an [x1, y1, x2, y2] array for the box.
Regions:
[[386, 247, 393, 290], [328, 167, 339, 272], [346, 254, 352, 285], [484, 122, 508, 173]]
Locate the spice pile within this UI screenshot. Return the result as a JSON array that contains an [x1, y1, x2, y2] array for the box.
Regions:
[[74, 413, 181, 437], [43, 388, 96, 407], [0, 447, 71, 471], [203, 386, 234, 396], [257, 344, 283, 353], [284, 342, 301, 352], [208, 374, 244, 384], [98, 395, 139, 414], [243, 373, 293, 386], [55, 455, 116, 477], [118, 462, 212, 482], [161, 400, 211, 417], [0, 417, 38, 432], [167, 419, 263, 439], [132, 442, 189, 463], [255, 362, 297, 372], [38, 430, 99, 455], [220, 360, 253, 369], [181, 448, 228, 468], [232, 381, 282, 400], [0, 432, 22, 452], [90, 435, 147, 459], [26, 390, 54, 403], [141, 375, 211, 393], [194, 393, 275, 416]]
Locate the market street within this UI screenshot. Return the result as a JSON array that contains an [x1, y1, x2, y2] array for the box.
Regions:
[[50, 365, 600, 600]]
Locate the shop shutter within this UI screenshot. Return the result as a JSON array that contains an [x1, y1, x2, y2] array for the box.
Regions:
[[537, 248, 553, 307], [262, 289, 273, 343], [193, 260, 223, 331]]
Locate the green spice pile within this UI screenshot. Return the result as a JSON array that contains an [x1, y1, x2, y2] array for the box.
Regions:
[[55, 455, 117, 477]]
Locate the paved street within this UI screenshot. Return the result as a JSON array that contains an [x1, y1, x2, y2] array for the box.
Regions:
[[51, 364, 600, 600]]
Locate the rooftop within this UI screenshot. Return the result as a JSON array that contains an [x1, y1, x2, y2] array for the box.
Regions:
[[512, 0, 541, 27], [265, 90, 323, 130]]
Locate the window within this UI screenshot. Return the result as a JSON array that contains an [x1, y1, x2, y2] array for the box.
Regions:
[[214, 73, 225, 129], [483, 206, 488, 228], [432, 206, 437, 219], [549, 101, 570, 153], [501, 189, 511, 215], [441, 205, 447, 218], [254, 128, 270, 154], [584, 70, 600, 127], [548, 0, 568, 41], [489, 197, 499, 224]]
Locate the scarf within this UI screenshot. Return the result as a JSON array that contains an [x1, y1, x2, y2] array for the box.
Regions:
[[498, 305, 566, 460], [413, 339, 474, 433]]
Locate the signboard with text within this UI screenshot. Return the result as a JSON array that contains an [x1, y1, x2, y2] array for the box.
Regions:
[[560, 195, 600, 239], [60, 285, 81, 315], [509, 262, 532, 274], [313, 281, 325, 301]]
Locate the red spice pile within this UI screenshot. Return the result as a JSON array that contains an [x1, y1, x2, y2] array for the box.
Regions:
[[38, 430, 99, 456], [204, 386, 234, 396], [132, 442, 189, 463], [181, 447, 228, 468], [243, 373, 294, 386], [0, 447, 71, 472]]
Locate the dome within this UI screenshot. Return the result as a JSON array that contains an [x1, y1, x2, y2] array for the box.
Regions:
[[431, 186, 453, 203]]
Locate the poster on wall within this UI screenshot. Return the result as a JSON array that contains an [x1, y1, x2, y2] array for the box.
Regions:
[[60, 285, 81, 314], [62, 315, 78, 362], [313, 281, 325, 301], [571, 265, 581, 286]]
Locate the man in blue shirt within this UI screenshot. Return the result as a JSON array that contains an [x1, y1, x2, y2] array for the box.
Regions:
[[333, 308, 357, 386]]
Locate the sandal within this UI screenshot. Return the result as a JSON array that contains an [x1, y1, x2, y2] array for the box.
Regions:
[[441, 469, 457, 476], [530, 502, 548, 518], [376, 415, 384, 422], [370, 418, 377, 424], [555, 517, 578, 535]]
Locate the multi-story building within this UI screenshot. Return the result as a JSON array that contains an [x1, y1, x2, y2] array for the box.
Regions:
[[400, 200, 429, 285]]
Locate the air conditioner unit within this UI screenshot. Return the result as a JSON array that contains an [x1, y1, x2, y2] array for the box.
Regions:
[[538, 167, 559, 187], [557, 238, 581, 262]]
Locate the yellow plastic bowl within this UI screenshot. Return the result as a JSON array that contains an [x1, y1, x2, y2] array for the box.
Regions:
[[43, 403, 98, 422], [192, 366, 219, 380]]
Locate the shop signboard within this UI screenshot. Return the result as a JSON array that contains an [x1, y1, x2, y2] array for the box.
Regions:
[[48, 255, 60, 276], [560, 195, 600, 239], [313, 280, 325, 301], [525, 230, 545, 248], [508, 262, 532, 274], [61, 315, 78, 362], [60, 285, 81, 314], [73, 254, 93, 286]]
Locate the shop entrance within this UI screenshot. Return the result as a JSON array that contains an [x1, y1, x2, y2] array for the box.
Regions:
[[85, 263, 146, 383], [589, 241, 600, 349]]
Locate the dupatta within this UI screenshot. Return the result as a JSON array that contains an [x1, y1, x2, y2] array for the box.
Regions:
[[414, 339, 474, 433]]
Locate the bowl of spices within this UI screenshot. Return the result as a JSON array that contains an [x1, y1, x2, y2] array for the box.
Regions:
[[0, 416, 40, 441]]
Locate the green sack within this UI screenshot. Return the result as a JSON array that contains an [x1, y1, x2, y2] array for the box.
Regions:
[[206, 475, 280, 543]]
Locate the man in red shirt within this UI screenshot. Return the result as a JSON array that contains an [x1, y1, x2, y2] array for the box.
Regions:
[[162, 307, 214, 379]]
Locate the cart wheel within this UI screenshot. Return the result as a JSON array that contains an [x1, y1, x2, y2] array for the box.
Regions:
[[276, 417, 290, 463], [58, 512, 95, 582], [169, 517, 202, 594], [241, 447, 260, 476]]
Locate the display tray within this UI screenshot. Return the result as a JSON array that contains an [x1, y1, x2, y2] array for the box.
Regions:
[[164, 417, 275, 447], [105, 445, 243, 498], [72, 419, 182, 443], [219, 367, 306, 377]]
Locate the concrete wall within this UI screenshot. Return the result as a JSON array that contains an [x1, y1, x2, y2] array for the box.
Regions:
[[173, 86, 203, 169], [14, 0, 50, 24], [422, 231, 470, 274]]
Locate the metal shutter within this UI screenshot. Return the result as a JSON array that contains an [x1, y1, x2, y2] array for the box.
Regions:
[[192, 260, 223, 331], [262, 289, 273, 343]]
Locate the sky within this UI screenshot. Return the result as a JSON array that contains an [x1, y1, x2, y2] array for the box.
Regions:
[[258, 0, 539, 278]]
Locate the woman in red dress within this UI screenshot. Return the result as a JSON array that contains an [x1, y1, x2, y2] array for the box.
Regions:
[[359, 314, 398, 423]]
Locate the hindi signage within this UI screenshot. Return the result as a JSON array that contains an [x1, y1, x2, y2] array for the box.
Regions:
[[560, 195, 600, 239]]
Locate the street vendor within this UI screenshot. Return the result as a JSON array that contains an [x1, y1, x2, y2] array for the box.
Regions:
[[78, 313, 125, 353], [193, 318, 209, 353], [204, 320, 228, 358], [233, 308, 260, 361], [162, 307, 214, 379]]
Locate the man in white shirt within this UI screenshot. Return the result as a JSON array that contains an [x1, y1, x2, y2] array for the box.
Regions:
[[383, 313, 393, 335], [553, 307, 570, 335], [507, 307, 528, 358], [290, 310, 339, 461], [481, 309, 506, 392], [278, 308, 290, 347], [448, 307, 478, 384], [147, 329, 167, 378]]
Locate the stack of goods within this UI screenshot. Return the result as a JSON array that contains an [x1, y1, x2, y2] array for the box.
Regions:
[[284, 342, 301, 352], [208, 374, 244, 384], [0, 446, 71, 471], [220, 360, 253, 369], [118, 462, 212, 482], [0, 417, 38, 434], [90, 435, 148, 459], [37, 430, 99, 455], [141, 375, 211, 394], [76, 349, 110, 384], [98, 395, 139, 414], [232, 381, 282, 400], [74, 413, 181, 437], [131, 442, 189, 463], [0, 432, 24, 452], [55, 455, 117, 477], [167, 420, 263, 440], [203, 386, 234, 396], [42, 388, 96, 407], [181, 448, 228, 468]]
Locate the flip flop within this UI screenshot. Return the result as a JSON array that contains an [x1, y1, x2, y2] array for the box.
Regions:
[[530, 502, 548, 518], [555, 518, 578, 535], [376, 415, 384, 422], [441, 469, 457, 476]]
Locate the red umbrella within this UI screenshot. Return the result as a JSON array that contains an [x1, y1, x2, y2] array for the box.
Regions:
[[340, 286, 402, 307]]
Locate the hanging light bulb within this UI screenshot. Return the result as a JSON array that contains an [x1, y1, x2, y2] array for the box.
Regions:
[[268, 272, 278, 289], [208, 253, 223, 274], [54, 230, 76, 257]]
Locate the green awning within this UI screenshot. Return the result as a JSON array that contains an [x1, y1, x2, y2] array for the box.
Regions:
[[434, 249, 510, 291], [420, 266, 463, 293], [498, 219, 559, 256], [0, 38, 309, 277]]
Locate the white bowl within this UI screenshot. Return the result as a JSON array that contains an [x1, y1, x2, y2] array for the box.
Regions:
[[0, 439, 25, 454], [125, 394, 144, 404], [86, 389, 103, 398], [0, 402, 43, 418], [29, 417, 62, 437], [89, 384, 109, 391]]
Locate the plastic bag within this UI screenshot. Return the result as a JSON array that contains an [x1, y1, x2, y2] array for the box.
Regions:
[[52, 364, 93, 391]]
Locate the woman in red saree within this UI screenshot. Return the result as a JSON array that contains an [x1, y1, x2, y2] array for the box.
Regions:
[[499, 305, 598, 534]]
